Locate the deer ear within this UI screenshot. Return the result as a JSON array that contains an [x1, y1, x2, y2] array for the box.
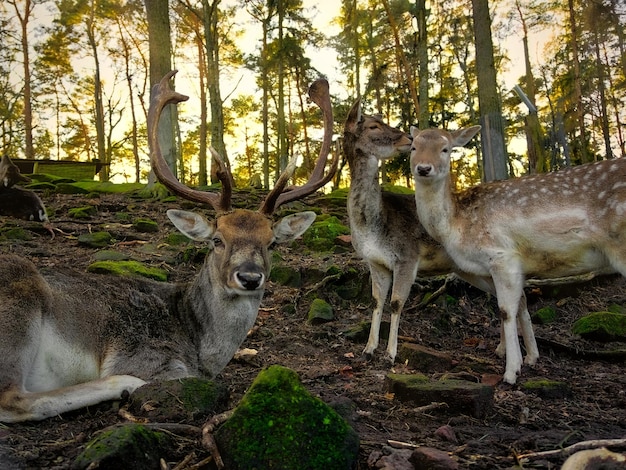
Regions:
[[167, 209, 216, 241], [272, 211, 316, 244], [345, 99, 362, 133], [451, 126, 481, 147]]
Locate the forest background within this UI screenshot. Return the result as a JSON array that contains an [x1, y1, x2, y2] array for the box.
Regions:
[[1, 0, 625, 190]]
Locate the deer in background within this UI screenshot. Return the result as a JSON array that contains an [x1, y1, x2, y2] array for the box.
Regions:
[[0, 155, 53, 236], [344, 103, 532, 370], [409, 125, 626, 384], [0, 72, 337, 422]]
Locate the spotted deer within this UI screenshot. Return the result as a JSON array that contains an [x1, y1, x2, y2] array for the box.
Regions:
[[343, 101, 510, 365], [0, 72, 337, 422], [410, 125, 626, 384]]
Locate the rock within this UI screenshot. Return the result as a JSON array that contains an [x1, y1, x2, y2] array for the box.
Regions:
[[369, 446, 414, 470], [385, 373, 493, 418], [270, 264, 302, 287], [128, 377, 228, 422], [93, 250, 132, 261], [532, 306, 557, 324], [132, 218, 159, 233], [521, 379, 571, 399], [308, 298, 334, 324], [78, 231, 113, 248], [302, 215, 350, 252], [397, 343, 454, 373], [215, 365, 360, 470], [572, 311, 626, 342], [434, 425, 458, 443], [72, 424, 170, 470], [86, 260, 168, 281], [410, 447, 459, 470], [68, 206, 97, 219]]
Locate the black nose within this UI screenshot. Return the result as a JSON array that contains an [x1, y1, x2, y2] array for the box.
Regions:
[[237, 271, 263, 290], [416, 164, 432, 177]]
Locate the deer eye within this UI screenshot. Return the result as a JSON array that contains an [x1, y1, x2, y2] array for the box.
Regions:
[[212, 237, 223, 247]]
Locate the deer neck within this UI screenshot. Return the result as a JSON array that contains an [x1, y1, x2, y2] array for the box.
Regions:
[[414, 175, 457, 243], [346, 147, 384, 223], [184, 258, 263, 378]]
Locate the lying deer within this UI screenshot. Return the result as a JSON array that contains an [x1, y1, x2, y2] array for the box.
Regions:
[[409, 125, 625, 384], [344, 102, 524, 366], [0, 154, 54, 236], [0, 72, 337, 422]]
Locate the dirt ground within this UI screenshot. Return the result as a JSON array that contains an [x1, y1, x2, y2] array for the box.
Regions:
[[0, 190, 625, 469]]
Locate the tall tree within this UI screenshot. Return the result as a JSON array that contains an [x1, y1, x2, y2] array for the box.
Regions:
[[145, 0, 177, 177], [7, 0, 37, 159], [471, 0, 508, 181]]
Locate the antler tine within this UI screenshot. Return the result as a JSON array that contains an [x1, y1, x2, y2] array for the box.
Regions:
[[209, 147, 233, 213], [148, 70, 230, 213], [258, 78, 337, 215]]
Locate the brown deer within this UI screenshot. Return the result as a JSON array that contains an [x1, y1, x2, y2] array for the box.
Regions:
[[344, 103, 534, 371], [409, 125, 626, 384], [0, 72, 337, 422], [0, 154, 53, 237]]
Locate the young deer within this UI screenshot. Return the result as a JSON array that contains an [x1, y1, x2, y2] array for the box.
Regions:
[[0, 72, 337, 422], [344, 101, 458, 363], [409, 125, 625, 384]]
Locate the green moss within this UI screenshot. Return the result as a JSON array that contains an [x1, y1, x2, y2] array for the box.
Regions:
[[164, 232, 191, 246], [87, 260, 168, 281], [0, 227, 32, 241], [308, 298, 334, 324], [68, 206, 97, 219], [73, 424, 169, 470], [132, 218, 159, 233], [302, 216, 350, 252], [532, 306, 557, 325], [572, 311, 626, 342], [270, 265, 302, 287], [381, 184, 414, 194], [215, 365, 359, 470], [522, 379, 570, 398], [77, 231, 113, 248]]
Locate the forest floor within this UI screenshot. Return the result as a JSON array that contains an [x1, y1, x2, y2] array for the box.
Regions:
[[0, 190, 625, 469]]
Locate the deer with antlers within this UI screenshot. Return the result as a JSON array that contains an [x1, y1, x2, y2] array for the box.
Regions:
[[0, 72, 336, 422], [409, 125, 626, 384], [344, 102, 523, 367]]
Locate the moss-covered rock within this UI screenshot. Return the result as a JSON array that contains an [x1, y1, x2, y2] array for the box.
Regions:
[[572, 311, 626, 342], [68, 206, 97, 219], [87, 260, 168, 281], [133, 218, 159, 233], [72, 424, 169, 470], [302, 216, 350, 252], [92, 250, 131, 262], [308, 298, 334, 324], [78, 231, 113, 248], [532, 306, 557, 325], [270, 264, 302, 287], [128, 378, 229, 422], [164, 232, 191, 246], [0, 227, 32, 241], [522, 379, 570, 399], [215, 365, 360, 470]]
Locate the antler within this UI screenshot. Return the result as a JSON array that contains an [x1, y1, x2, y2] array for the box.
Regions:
[[258, 78, 337, 215], [148, 70, 232, 214]]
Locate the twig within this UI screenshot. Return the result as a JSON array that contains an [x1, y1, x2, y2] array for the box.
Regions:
[[388, 439, 420, 450], [516, 437, 626, 463], [201, 409, 235, 470]]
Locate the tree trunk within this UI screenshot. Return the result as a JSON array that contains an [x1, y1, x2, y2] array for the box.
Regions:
[[471, 0, 508, 182], [145, 0, 177, 177], [416, 0, 429, 129]]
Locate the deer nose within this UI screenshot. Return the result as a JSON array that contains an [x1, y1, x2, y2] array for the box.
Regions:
[[415, 164, 433, 177], [236, 270, 264, 290]]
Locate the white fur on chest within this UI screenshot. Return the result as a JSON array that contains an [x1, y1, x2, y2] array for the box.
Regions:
[[26, 322, 99, 392]]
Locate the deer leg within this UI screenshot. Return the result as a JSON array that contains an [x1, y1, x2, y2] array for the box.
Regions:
[[518, 292, 539, 365], [490, 266, 525, 385], [362, 264, 392, 360], [384, 262, 418, 363]]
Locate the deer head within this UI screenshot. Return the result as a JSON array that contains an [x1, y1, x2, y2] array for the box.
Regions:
[[148, 71, 336, 295]]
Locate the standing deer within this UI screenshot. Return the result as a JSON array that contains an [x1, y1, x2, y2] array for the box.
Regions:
[[409, 125, 625, 384], [0, 72, 336, 422], [344, 102, 525, 367]]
